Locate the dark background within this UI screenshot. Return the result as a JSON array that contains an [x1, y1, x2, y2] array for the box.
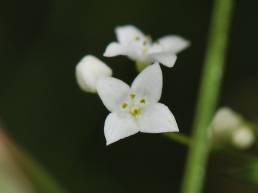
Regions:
[[0, 0, 258, 193]]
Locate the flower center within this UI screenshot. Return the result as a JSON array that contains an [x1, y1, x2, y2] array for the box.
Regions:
[[119, 93, 147, 117], [133, 35, 152, 56]]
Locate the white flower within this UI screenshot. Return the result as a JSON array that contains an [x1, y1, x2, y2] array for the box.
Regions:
[[75, 55, 112, 93], [96, 63, 179, 145], [104, 25, 190, 68]]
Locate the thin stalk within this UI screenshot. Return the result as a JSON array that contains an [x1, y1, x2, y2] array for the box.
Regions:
[[164, 133, 191, 146], [180, 0, 235, 193], [164, 132, 258, 165], [7, 139, 69, 193]]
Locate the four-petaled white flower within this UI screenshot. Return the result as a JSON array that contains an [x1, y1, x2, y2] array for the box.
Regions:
[[104, 25, 190, 68], [97, 63, 179, 145], [76, 55, 112, 93]]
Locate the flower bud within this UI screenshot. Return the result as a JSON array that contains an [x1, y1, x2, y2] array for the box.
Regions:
[[231, 127, 255, 150], [76, 55, 112, 93], [211, 107, 256, 150], [212, 107, 242, 135]]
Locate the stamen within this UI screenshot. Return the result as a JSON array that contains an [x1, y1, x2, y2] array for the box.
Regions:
[[134, 36, 140, 41], [130, 106, 141, 117], [130, 93, 136, 99], [120, 102, 128, 109], [140, 98, 146, 104]]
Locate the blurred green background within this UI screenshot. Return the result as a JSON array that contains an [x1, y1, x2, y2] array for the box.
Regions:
[[0, 0, 258, 193]]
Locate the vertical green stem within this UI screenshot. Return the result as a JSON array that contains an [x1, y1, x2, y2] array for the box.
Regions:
[[180, 1, 235, 193]]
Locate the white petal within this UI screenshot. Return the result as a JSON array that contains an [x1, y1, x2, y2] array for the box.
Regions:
[[115, 25, 145, 45], [131, 63, 162, 103], [103, 42, 126, 57], [104, 113, 139, 145], [75, 55, 112, 93], [156, 35, 190, 54], [96, 77, 130, 112], [103, 42, 142, 62], [147, 43, 163, 54], [150, 53, 177, 68], [138, 103, 179, 133]]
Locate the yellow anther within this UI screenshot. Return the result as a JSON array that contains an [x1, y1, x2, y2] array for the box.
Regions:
[[134, 36, 140, 41], [140, 98, 146, 104], [130, 106, 141, 117], [120, 102, 128, 109], [130, 93, 136, 99]]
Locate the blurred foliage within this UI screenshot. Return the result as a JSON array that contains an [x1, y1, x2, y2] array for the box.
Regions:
[[212, 148, 258, 191], [0, 129, 68, 193], [0, 131, 35, 193], [240, 161, 258, 185]]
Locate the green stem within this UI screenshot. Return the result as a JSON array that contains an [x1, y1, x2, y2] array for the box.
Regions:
[[164, 133, 191, 146], [180, 1, 235, 193]]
